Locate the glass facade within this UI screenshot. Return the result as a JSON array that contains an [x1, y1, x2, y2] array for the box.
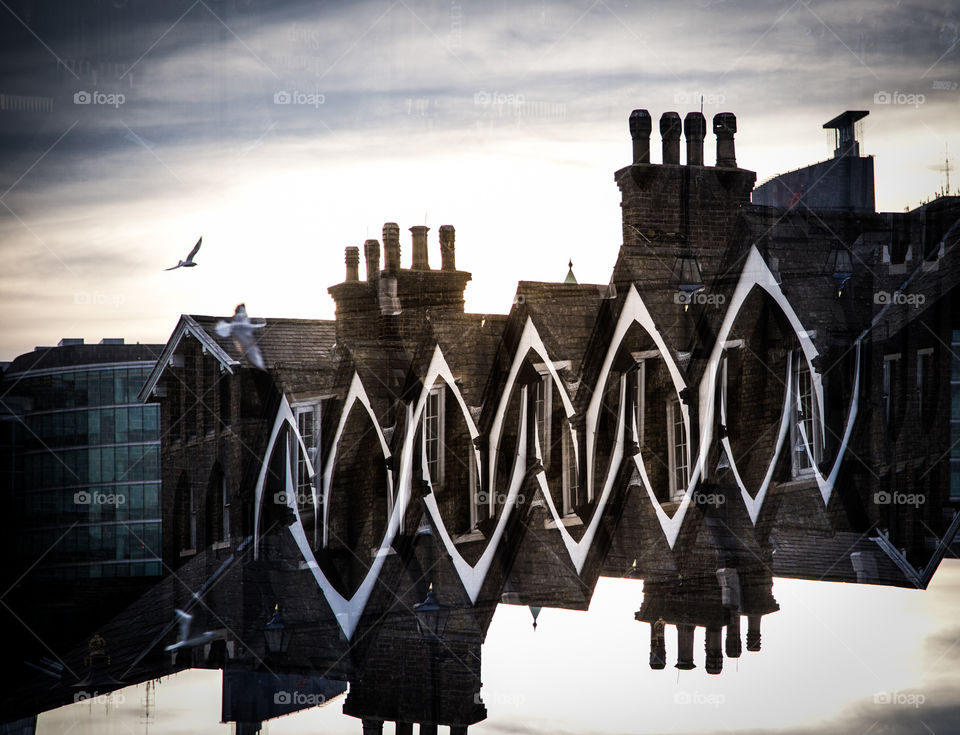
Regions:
[[2, 360, 162, 580], [951, 330, 960, 500]]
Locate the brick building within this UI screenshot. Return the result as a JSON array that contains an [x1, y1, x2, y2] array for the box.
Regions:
[[4, 107, 960, 732]]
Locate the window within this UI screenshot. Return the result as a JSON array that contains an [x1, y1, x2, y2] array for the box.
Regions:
[[219, 372, 231, 427], [917, 348, 933, 425], [561, 425, 580, 514], [295, 404, 321, 497], [188, 483, 198, 549], [951, 330, 960, 500], [634, 361, 646, 448], [792, 355, 821, 476], [424, 387, 444, 484], [883, 354, 901, 429], [221, 474, 231, 541], [202, 355, 216, 435], [667, 397, 688, 501], [534, 374, 552, 467], [469, 448, 485, 528]]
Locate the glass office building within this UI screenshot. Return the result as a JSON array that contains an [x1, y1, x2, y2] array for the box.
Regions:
[[1, 338, 164, 580]]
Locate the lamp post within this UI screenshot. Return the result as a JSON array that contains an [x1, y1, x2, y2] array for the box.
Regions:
[[672, 252, 704, 312], [263, 604, 291, 658], [825, 245, 854, 297], [413, 583, 451, 641]]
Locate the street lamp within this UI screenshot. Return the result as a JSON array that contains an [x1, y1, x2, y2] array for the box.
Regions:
[[263, 604, 291, 657], [672, 252, 704, 311], [825, 245, 854, 297], [413, 583, 450, 641]]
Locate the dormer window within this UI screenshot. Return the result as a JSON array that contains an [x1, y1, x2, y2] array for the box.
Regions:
[[424, 387, 445, 485]]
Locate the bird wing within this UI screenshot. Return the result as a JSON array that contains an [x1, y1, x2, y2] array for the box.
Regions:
[[214, 320, 232, 338], [245, 342, 267, 371], [185, 237, 202, 263], [164, 262, 183, 271], [174, 609, 192, 641]]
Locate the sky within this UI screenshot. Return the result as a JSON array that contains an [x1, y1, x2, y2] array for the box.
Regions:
[[36, 560, 960, 734], [0, 0, 958, 361]]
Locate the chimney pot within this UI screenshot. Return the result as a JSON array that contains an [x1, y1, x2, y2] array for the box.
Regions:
[[410, 225, 430, 270], [659, 112, 682, 165], [629, 109, 652, 164], [684, 111, 706, 166], [383, 223, 401, 273], [364, 239, 380, 283], [439, 225, 456, 271], [344, 246, 360, 282], [713, 112, 738, 167], [675, 623, 696, 670]]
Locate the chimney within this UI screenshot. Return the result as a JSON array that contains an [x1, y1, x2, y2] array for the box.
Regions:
[[746, 614, 762, 652], [364, 239, 380, 283], [383, 223, 401, 273], [705, 626, 723, 674], [684, 112, 706, 166], [649, 618, 666, 670], [629, 108, 652, 164], [725, 613, 742, 658], [410, 225, 430, 270], [713, 112, 737, 168], [344, 246, 360, 282], [439, 225, 456, 271], [660, 112, 682, 165], [675, 624, 696, 670]]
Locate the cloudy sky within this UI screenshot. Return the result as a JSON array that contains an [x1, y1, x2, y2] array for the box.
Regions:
[[1, 0, 958, 360]]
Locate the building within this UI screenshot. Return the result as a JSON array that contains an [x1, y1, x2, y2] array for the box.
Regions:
[[0, 337, 164, 660], [3, 107, 960, 731]]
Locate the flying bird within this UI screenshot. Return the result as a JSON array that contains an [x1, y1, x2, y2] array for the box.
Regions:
[[164, 609, 217, 652], [215, 303, 267, 371], [165, 237, 202, 270]]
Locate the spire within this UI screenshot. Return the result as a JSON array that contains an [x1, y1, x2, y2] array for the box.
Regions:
[[564, 259, 578, 284], [529, 605, 541, 630]]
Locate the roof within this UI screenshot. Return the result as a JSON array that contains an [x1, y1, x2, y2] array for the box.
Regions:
[[138, 314, 337, 402], [4, 342, 164, 378]]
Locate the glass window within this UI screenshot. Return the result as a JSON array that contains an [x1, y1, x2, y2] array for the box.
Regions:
[[116, 408, 129, 443], [101, 447, 115, 482], [424, 387, 444, 484], [792, 355, 821, 475], [668, 398, 689, 501], [562, 426, 579, 514]]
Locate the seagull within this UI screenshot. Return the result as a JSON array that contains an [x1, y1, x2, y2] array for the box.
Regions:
[[165, 237, 202, 270], [215, 303, 267, 371], [164, 609, 217, 652]]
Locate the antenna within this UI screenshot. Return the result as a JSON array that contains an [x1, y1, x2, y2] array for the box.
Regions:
[[700, 95, 703, 115], [944, 143, 951, 196]]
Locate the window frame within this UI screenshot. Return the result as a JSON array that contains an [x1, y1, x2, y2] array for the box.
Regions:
[[791, 353, 822, 477], [666, 396, 689, 502], [424, 386, 445, 486]]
